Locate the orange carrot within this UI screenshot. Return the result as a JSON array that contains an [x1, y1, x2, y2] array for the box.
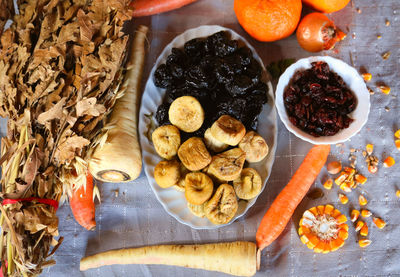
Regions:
[[256, 144, 330, 251], [70, 173, 96, 231], [131, 0, 198, 17]]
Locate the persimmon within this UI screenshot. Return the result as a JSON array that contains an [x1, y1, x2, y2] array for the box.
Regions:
[[302, 0, 350, 13], [296, 13, 346, 52], [234, 0, 302, 42]]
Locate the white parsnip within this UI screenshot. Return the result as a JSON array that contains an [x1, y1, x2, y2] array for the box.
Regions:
[[88, 25, 148, 182], [80, 241, 258, 277]]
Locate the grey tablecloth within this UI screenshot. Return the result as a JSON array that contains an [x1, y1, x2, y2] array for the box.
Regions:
[[32, 0, 400, 276]]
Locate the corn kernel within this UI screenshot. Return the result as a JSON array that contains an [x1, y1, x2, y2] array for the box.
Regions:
[[360, 224, 368, 236], [327, 161, 342, 174], [335, 214, 347, 224], [338, 193, 348, 204], [355, 174, 367, 185], [366, 144, 374, 155], [351, 210, 360, 222], [379, 85, 391, 94], [396, 190, 400, 198], [361, 73, 372, 82], [385, 19, 390, 26], [368, 164, 378, 174], [323, 178, 333, 190], [373, 217, 386, 229], [395, 140, 400, 151], [383, 156, 395, 168], [359, 239, 371, 248], [395, 129, 400, 139], [335, 172, 348, 186], [359, 195, 368, 206], [361, 209, 372, 218], [340, 182, 352, 192], [355, 221, 364, 232]]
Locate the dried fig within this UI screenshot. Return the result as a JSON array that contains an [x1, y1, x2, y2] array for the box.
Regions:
[[204, 184, 238, 225]]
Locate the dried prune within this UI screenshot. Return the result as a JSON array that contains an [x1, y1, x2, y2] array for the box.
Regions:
[[184, 38, 205, 57], [283, 61, 357, 137], [155, 103, 170, 125], [225, 75, 254, 97], [154, 64, 173, 88]]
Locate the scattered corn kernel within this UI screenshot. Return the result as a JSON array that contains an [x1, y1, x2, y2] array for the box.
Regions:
[[385, 19, 390, 26], [359, 195, 368, 206], [356, 7, 361, 13], [379, 85, 391, 94], [335, 214, 347, 224], [382, 51, 391, 60], [338, 193, 348, 204], [395, 140, 400, 151], [351, 210, 360, 222], [395, 129, 400, 139], [396, 190, 400, 198], [361, 73, 372, 82], [355, 221, 365, 232], [323, 178, 333, 190], [355, 174, 367, 185], [366, 144, 374, 155], [383, 156, 395, 168], [327, 161, 342, 174], [373, 217, 386, 229], [340, 183, 352, 192], [359, 239, 371, 248], [377, 35, 382, 39], [368, 164, 378, 174], [335, 172, 348, 186], [361, 209, 372, 218], [360, 224, 369, 236]]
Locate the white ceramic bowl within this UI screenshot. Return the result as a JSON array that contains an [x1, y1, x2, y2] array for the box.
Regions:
[[139, 25, 277, 229], [275, 56, 370, 145]]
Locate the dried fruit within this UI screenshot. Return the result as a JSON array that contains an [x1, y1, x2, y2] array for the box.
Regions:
[[350, 210, 360, 222], [360, 224, 368, 236], [359, 239, 372, 248], [298, 205, 348, 253], [338, 193, 348, 204], [361, 73, 372, 82], [323, 178, 333, 190], [361, 209, 372, 218], [327, 161, 342, 174], [366, 144, 374, 155], [355, 221, 364, 232], [359, 195, 368, 206], [379, 85, 391, 94], [383, 156, 395, 168], [395, 140, 400, 151], [373, 217, 386, 229]]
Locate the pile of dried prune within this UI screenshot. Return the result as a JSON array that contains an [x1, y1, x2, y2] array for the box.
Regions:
[[154, 31, 268, 137], [284, 61, 356, 137]]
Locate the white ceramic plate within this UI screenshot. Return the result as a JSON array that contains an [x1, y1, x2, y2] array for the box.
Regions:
[[139, 25, 277, 229], [275, 56, 370, 145]]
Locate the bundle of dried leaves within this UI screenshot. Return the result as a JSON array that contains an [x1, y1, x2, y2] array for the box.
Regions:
[[0, 0, 132, 275]]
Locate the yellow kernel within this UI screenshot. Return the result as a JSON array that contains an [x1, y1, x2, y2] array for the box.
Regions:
[[395, 140, 400, 151], [338, 193, 348, 204], [359, 195, 368, 206], [379, 85, 391, 94], [368, 164, 378, 174], [382, 51, 391, 60], [377, 35, 382, 39], [395, 129, 400, 139], [355, 174, 367, 185], [351, 210, 360, 222], [335, 171, 348, 186], [373, 217, 386, 229], [323, 178, 333, 190], [359, 239, 371, 248], [360, 224, 369, 236], [327, 161, 342, 174], [361, 73, 372, 82], [383, 156, 395, 168], [366, 144, 374, 155], [355, 220, 364, 232], [361, 209, 372, 218], [340, 182, 352, 193], [396, 190, 400, 198], [385, 19, 390, 26]]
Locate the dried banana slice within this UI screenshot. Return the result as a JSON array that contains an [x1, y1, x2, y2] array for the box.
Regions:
[[152, 125, 181, 160], [204, 128, 228, 153], [173, 163, 189, 192], [169, 96, 204, 133], [205, 184, 238, 225], [187, 202, 206, 218], [178, 137, 211, 171], [185, 172, 214, 205], [239, 131, 269, 163], [207, 148, 246, 181], [210, 115, 246, 146], [154, 160, 180, 188], [233, 168, 262, 200]]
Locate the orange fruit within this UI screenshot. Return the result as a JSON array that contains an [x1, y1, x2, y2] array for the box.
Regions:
[[234, 0, 302, 42], [302, 0, 350, 13]]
